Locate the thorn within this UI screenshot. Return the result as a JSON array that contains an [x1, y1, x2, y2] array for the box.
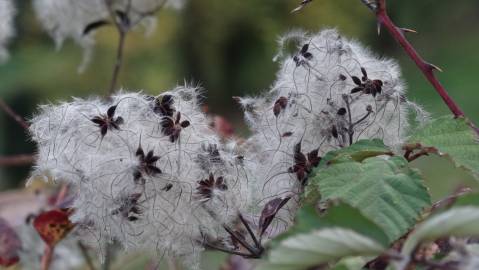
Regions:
[[291, 0, 314, 13], [427, 63, 444, 73], [377, 21, 382, 35], [291, 6, 303, 13], [400, 27, 418, 34]]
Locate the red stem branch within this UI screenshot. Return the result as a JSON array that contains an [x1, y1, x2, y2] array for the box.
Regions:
[[0, 98, 29, 130], [373, 0, 479, 134], [0, 154, 35, 166], [40, 246, 53, 270]]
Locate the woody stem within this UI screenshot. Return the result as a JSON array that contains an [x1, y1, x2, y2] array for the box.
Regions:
[[370, 0, 478, 135]]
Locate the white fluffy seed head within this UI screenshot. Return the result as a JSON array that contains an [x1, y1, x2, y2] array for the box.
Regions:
[[0, 0, 15, 62], [32, 0, 185, 71], [28, 29, 430, 268], [238, 29, 429, 227], [29, 87, 253, 268]]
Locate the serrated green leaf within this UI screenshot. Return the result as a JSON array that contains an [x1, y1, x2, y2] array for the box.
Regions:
[[409, 116, 479, 178], [398, 207, 479, 269], [257, 228, 385, 270], [274, 202, 389, 247], [305, 139, 393, 203], [309, 156, 431, 242], [453, 192, 479, 208], [331, 257, 368, 270], [319, 139, 392, 168]]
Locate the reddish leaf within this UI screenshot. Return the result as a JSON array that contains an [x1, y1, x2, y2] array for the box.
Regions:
[[0, 218, 21, 267], [258, 197, 291, 237], [33, 209, 74, 247]]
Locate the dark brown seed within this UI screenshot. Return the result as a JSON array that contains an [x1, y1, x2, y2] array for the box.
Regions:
[[352, 76, 362, 86], [332, 125, 338, 138]]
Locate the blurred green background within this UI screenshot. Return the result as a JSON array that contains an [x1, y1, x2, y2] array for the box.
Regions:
[[1, 0, 478, 199]]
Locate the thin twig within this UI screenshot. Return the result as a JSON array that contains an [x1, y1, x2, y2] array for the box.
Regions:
[[429, 187, 472, 213], [406, 146, 437, 162], [238, 213, 262, 250], [105, 0, 130, 95], [0, 98, 29, 130], [108, 30, 127, 95], [223, 225, 261, 258], [201, 240, 257, 258], [343, 95, 354, 146], [0, 154, 35, 166], [40, 246, 54, 270], [78, 241, 97, 270], [370, 0, 479, 135], [105, 0, 167, 95], [166, 257, 179, 270], [102, 243, 112, 270]]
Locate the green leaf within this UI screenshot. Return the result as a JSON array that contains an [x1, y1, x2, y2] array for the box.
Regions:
[[408, 116, 479, 178], [309, 155, 431, 242], [331, 257, 368, 270], [256, 228, 385, 270], [305, 139, 393, 203], [319, 139, 393, 168], [453, 192, 479, 208], [398, 207, 479, 269], [276, 202, 389, 247]]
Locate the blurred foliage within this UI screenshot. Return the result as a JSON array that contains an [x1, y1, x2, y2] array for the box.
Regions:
[[1, 0, 478, 193]]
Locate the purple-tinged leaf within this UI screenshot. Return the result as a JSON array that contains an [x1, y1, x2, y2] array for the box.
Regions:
[[0, 218, 21, 267], [258, 197, 291, 237]]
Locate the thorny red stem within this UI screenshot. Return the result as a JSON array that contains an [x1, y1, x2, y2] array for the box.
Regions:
[[373, 0, 479, 134]]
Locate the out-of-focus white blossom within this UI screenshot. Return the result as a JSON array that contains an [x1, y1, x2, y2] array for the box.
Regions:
[[238, 29, 429, 225], [29, 87, 253, 268], [32, 0, 185, 71], [0, 0, 15, 62]]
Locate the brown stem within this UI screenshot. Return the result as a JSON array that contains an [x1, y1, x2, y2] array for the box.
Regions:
[[429, 187, 472, 213], [223, 225, 261, 258], [343, 95, 354, 146], [201, 240, 258, 258], [406, 146, 437, 162], [0, 98, 29, 130], [0, 154, 35, 166], [108, 30, 127, 95], [78, 241, 97, 270], [238, 213, 262, 250], [166, 257, 180, 270]]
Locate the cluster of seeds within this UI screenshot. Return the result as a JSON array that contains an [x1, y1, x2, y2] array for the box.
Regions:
[[28, 29, 429, 268]]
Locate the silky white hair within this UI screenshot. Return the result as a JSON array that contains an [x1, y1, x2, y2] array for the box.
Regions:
[[28, 29, 429, 269], [32, 0, 185, 71], [0, 0, 15, 62]]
